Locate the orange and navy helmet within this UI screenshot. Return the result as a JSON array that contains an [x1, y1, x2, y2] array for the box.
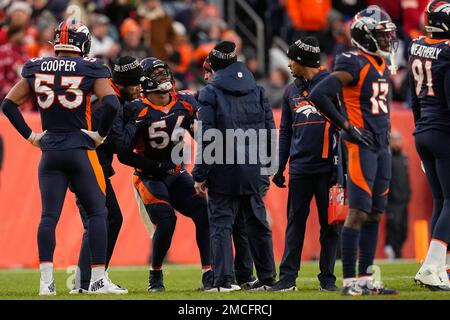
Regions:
[[54, 20, 91, 56], [425, 0, 450, 38]]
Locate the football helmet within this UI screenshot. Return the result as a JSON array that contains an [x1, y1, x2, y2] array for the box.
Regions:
[[350, 6, 398, 58], [425, 0, 450, 38], [140, 57, 173, 93], [54, 20, 91, 56]]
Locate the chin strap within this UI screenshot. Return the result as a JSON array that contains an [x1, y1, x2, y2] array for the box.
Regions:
[[388, 52, 398, 75]]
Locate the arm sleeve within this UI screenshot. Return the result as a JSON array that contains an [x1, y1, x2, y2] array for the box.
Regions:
[[192, 87, 216, 182], [98, 94, 120, 137], [278, 87, 292, 173], [309, 74, 348, 129], [117, 151, 163, 174], [261, 86, 276, 167], [1, 99, 32, 139]]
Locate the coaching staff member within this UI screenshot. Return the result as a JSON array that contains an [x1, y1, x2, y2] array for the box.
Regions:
[[270, 37, 339, 292], [193, 41, 277, 292], [71, 56, 144, 294]]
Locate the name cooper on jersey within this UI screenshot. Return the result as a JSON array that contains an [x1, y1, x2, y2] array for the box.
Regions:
[[31, 57, 79, 72]]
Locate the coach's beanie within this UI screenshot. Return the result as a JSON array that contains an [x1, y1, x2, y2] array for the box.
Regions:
[[112, 56, 143, 86], [286, 36, 321, 68], [208, 41, 238, 71]]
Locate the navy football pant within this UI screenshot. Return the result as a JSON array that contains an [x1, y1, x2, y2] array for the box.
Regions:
[[279, 173, 339, 285], [233, 208, 255, 285], [133, 171, 211, 269], [415, 130, 450, 244], [37, 149, 107, 266], [207, 191, 276, 287], [75, 177, 123, 290]]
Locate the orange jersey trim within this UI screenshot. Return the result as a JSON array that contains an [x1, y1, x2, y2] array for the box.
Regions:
[[343, 63, 370, 128], [322, 121, 330, 159], [85, 94, 92, 131], [142, 97, 176, 113], [292, 120, 326, 126], [424, 37, 448, 44], [345, 141, 372, 196], [109, 79, 122, 97], [360, 51, 386, 75], [380, 188, 390, 196], [87, 150, 106, 195], [133, 176, 170, 206], [179, 99, 194, 117]]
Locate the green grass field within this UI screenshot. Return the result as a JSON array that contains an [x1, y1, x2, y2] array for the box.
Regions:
[[1, 260, 449, 300]]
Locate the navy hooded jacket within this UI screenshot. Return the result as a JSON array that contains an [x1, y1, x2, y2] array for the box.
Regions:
[[192, 62, 275, 195]]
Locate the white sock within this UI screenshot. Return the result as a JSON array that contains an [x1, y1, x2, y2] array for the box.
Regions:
[[423, 240, 447, 269], [40, 262, 53, 282], [91, 266, 105, 281], [202, 268, 212, 274], [343, 277, 356, 287]]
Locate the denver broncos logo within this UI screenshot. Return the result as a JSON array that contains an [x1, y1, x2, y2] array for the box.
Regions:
[[293, 100, 320, 119]]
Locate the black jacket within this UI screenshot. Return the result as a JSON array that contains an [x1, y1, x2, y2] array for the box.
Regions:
[[388, 150, 411, 204], [192, 62, 275, 195]]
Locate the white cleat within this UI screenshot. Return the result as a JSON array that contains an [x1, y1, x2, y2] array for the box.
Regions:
[[415, 267, 450, 291], [204, 284, 241, 293], [39, 279, 56, 296], [88, 275, 128, 294], [438, 268, 450, 289]]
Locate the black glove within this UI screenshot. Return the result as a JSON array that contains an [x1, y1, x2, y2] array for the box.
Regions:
[[343, 124, 374, 147], [272, 171, 286, 188]]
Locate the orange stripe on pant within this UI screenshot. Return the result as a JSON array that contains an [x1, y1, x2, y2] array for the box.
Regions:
[[345, 141, 372, 196], [87, 150, 106, 195], [133, 176, 170, 206], [322, 121, 330, 158]]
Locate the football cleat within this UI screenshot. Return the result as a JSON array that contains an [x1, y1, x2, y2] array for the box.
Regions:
[[88, 274, 128, 294], [341, 281, 371, 296], [148, 270, 165, 292], [239, 277, 258, 290], [105, 271, 128, 294], [268, 280, 298, 292], [248, 278, 276, 291], [363, 280, 398, 295], [203, 281, 241, 293], [438, 268, 450, 289], [200, 270, 214, 292], [39, 278, 56, 296], [415, 267, 450, 291], [319, 283, 339, 292]]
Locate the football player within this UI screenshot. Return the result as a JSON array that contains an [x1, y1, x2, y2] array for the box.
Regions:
[[118, 57, 213, 292], [309, 6, 398, 295], [409, 0, 450, 291], [1, 20, 120, 295]]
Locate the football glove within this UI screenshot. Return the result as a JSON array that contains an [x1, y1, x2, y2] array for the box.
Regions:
[[343, 124, 374, 147], [272, 171, 286, 188], [27, 130, 47, 148], [81, 129, 106, 147]]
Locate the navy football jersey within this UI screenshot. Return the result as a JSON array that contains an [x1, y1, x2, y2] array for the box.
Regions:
[[408, 36, 450, 133], [21, 56, 111, 150], [130, 94, 196, 162], [334, 50, 391, 135]]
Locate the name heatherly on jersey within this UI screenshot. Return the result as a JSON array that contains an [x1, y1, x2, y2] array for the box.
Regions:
[[410, 42, 443, 60]]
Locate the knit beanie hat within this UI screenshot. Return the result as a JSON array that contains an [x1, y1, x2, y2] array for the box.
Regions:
[[112, 56, 143, 86], [286, 37, 321, 68], [208, 41, 238, 71]]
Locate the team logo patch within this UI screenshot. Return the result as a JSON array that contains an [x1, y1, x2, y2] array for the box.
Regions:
[[293, 100, 320, 118]]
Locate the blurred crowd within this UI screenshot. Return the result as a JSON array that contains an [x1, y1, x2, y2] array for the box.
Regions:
[[0, 0, 429, 111]]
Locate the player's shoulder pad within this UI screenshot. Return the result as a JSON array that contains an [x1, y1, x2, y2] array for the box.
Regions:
[[21, 57, 49, 78], [334, 51, 363, 70], [79, 57, 111, 79], [177, 91, 198, 117]]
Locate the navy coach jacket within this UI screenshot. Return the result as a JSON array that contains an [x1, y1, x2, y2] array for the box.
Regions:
[[278, 69, 337, 177], [192, 62, 275, 195]]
